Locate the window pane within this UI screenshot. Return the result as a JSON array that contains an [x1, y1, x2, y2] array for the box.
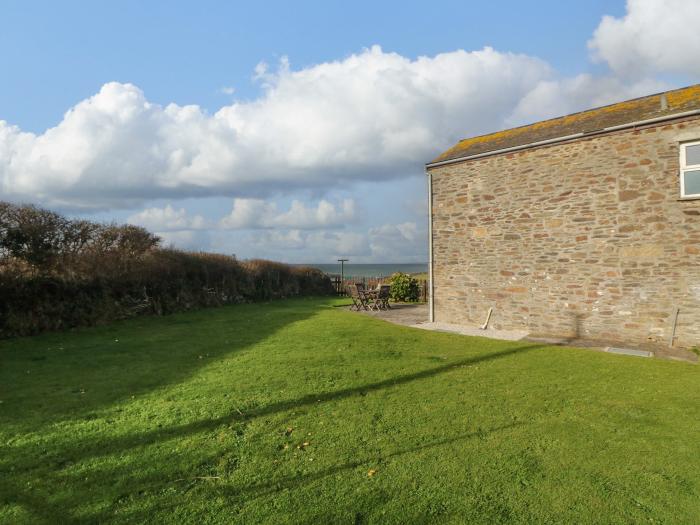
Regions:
[[685, 144, 700, 166], [683, 169, 700, 196]]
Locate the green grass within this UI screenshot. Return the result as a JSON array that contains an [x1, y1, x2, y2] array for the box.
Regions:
[[1, 298, 699, 524]]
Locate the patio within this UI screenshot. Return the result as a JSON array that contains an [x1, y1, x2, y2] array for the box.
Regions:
[[350, 302, 429, 326], [350, 303, 529, 341]]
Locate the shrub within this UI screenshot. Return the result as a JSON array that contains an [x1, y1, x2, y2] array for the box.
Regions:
[[0, 203, 69, 272], [389, 272, 420, 302]]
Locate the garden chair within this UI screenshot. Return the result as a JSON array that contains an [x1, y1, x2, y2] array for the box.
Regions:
[[368, 284, 391, 311], [378, 284, 391, 310], [355, 282, 371, 309], [348, 283, 369, 311]]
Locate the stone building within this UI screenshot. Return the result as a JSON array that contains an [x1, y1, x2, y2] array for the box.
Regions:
[[426, 85, 700, 352]]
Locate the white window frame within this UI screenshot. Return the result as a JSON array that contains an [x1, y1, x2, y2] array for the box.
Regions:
[[680, 140, 700, 199]]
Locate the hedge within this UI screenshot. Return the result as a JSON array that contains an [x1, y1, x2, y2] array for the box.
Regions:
[[0, 202, 333, 338]]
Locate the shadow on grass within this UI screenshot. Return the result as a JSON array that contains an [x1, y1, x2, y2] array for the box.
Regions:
[[234, 342, 540, 421], [8, 342, 540, 468], [110, 422, 523, 523], [3, 319, 541, 523], [0, 299, 323, 523], [0, 298, 321, 426], [223, 422, 523, 501], [0, 478, 67, 525]]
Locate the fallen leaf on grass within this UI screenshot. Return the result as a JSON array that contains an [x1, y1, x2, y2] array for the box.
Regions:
[[297, 441, 310, 450], [367, 469, 377, 477]]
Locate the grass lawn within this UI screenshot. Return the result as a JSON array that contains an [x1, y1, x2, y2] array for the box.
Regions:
[[1, 298, 699, 524]]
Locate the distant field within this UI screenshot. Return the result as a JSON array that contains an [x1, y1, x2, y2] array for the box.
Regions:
[[1, 298, 699, 523]]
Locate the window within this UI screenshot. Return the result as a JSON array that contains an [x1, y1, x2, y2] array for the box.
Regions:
[[680, 141, 700, 198]]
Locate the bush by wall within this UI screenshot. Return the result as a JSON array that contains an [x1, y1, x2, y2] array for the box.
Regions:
[[0, 202, 333, 338], [389, 272, 421, 302]]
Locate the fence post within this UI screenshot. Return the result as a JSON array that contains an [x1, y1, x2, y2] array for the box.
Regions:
[[333, 276, 343, 296]]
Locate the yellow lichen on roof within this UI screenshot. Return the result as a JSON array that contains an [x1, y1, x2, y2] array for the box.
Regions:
[[667, 84, 700, 108], [430, 84, 700, 165]]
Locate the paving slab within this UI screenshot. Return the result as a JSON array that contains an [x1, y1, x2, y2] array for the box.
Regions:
[[605, 347, 653, 358], [411, 322, 529, 341], [350, 303, 429, 326]]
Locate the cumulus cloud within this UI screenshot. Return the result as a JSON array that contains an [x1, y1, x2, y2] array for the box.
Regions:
[[368, 222, 426, 261], [4, 16, 695, 262], [2, 43, 674, 211], [127, 204, 207, 231], [157, 230, 212, 252], [0, 46, 556, 209], [589, 0, 700, 77], [122, 198, 363, 257], [220, 198, 355, 229], [251, 229, 371, 257], [242, 220, 427, 262], [126, 205, 211, 251]]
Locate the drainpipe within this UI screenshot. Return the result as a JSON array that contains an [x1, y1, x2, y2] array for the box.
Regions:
[[427, 170, 435, 323]]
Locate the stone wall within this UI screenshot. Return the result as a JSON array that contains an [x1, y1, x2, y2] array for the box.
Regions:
[[429, 117, 700, 350]]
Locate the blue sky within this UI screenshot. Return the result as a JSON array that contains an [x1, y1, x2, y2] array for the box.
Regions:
[[1, 0, 698, 262], [1, 1, 621, 129]]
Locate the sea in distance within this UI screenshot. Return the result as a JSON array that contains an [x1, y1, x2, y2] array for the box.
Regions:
[[302, 263, 428, 279]]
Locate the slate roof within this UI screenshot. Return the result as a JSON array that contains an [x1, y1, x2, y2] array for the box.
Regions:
[[428, 84, 700, 166]]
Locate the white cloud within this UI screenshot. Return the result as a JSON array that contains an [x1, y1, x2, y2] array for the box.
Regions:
[[0, 46, 554, 209], [309, 230, 369, 256], [252, 230, 307, 250], [368, 222, 426, 262], [219, 199, 274, 230], [5, 19, 696, 265], [120, 204, 209, 250], [3, 43, 676, 212], [220, 198, 356, 229], [122, 198, 364, 257], [157, 230, 212, 252], [251, 229, 371, 258], [127, 204, 206, 231], [241, 220, 427, 262], [589, 0, 700, 77], [126, 205, 211, 251]]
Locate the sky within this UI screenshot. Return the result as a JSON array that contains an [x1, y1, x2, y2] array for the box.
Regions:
[[2, 0, 700, 263]]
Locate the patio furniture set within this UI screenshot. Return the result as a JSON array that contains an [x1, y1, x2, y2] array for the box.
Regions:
[[348, 283, 391, 311]]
